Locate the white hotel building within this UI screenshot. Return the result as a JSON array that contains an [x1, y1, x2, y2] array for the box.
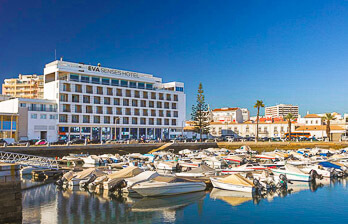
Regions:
[[43, 60, 186, 141]]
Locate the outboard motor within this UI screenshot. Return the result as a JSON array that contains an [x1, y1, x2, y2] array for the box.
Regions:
[[310, 169, 323, 181], [253, 178, 264, 193], [278, 174, 288, 189], [109, 179, 127, 193], [81, 174, 98, 188]]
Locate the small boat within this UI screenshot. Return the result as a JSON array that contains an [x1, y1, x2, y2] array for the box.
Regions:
[[154, 161, 177, 171], [82, 155, 102, 165], [103, 167, 143, 191], [272, 164, 313, 182], [68, 168, 106, 186], [210, 174, 256, 193], [132, 176, 206, 196], [220, 163, 269, 174], [123, 171, 159, 194], [175, 164, 215, 177]]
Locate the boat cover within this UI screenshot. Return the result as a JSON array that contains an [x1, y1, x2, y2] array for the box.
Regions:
[[107, 166, 142, 179], [187, 165, 215, 173], [76, 168, 106, 179], [219, 174, 254, 187], [125, 171, 159, 187], [319, 162, 342, 169]]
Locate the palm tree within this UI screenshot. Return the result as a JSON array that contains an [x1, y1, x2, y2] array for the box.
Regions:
[[323, 113, 335, 141], [284, 113, 294, 141], [254, 100, 265, 142]]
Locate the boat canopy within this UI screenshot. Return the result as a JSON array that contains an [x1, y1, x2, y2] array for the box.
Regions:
[[107, 166, 142, 179], [319, 162, 342, 169], [75, 168, 106, 179], [125, 171, 159, 187], [219, 174, 254, 187], [187, 164, 215, 173]]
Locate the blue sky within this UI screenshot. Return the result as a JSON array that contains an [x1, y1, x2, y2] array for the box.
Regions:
[[1, 0, 348, 117]]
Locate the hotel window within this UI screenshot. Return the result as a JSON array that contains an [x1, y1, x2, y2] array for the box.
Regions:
[[166, 111, 171, 117], [107, 88, 113, 96], [96, 106, 103, 114], [146, 83, 153, 90], [149, 118, 154, 125], [123, 117, 129, 124], [159, 93, 164, 100], [143, 109, 148, 116], [20, 103, 26, 107], [175, 87, 184, 92], [59, 115, 67, 123], [140, 118, 146, 125], [164, 119, 170, 125], [104, 116, 111, 124], [97, 87, 103, 94], [116, 107, 122, 115], [123, 99, 129, 106], [157, 118, 162, 125], [132, 100, 138, 107], [134, 108, 140, 116], [143, 91, 148, 99], [174, 111, 178, 117], [116, 89, 122, 96], [75, 105, 82, 113], [151, 92, 156, 99], [138, 83, 145, 89], [121, 80, 128, 87], [83, 95, 90, 103], [129, 82, 137, 88], [92, 77, 100, 84], [134, 91, 140, 98], [62, 104, 71, 112], [132, 117, 138, 124], [86, 85, 93, 94], [83, 115, 90, 123], [159, 110, 164, 117], [94, 116, 100, 123], [125, 108, 131, 115], [126, 90, 131, 97], [149, 101, 154, 108], [140, 100, 146, 107], [166, 94, 171, 101], [75, 84, 82, 93], [172, 103, 177, 109], [70, 74, 79, 82], [72, 115, 79, 123], [174, 95, 178, 101], [114, 98, 120, 105], [94, 96, 101, 104], [104, 97, 111, 105], [102, 78, 110, 85], [72, 95, 79, 103], [111, 79, 119, 86], [62, 83, 71, 92], [81, 76, 90, 83], [157, 102, 162, 108], [151, 110, 156, 116], [40, 114, 46, 119], [164, 102, 169, 109], [106, 107, 113, 114], [86, 106, 93, 113]]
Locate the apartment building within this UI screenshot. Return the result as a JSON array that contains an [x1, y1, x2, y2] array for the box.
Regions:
[[43, 60, 186, 141], [212, 107, 243, 123], [240, 108, 250, 122], [0, 98, 58, 142], [265, 104, 299, 118], [2, 74, 44, 99], [209, 121, 295, 138]]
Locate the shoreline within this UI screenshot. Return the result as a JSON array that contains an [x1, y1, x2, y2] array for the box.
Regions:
[[1, 141, 348, 157]]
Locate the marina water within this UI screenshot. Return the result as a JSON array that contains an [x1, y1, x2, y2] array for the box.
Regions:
[[22, 178, 348, 224]]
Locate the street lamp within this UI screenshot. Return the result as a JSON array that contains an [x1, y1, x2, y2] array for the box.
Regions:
[[114, 117, 120, 140]]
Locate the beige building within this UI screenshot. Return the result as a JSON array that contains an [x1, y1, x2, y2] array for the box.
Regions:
[[2, 74, 44, 99], [265, 104, 299, 118]]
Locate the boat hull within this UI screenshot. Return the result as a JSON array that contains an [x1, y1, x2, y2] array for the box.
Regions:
[[132, 182, 206, 196], [210, 178, 254, 193]]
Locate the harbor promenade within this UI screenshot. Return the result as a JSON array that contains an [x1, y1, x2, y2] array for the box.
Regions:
[[1, 141, 348, 158]]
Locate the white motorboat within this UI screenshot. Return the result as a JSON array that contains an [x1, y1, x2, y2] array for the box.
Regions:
[[175, 165, 215, 178], [300, 165, 332, 178], [220, 163, 269, 174], [132, 176, 206, 196], [123, 171, 159, 194], [210, 174, 255, 193], [154, 161, 177, 171], [68, 168, 106, 186], [82, 155, 101, 165], [272, 164, 312, 182]]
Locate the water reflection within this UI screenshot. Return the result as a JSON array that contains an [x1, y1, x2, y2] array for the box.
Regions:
[[22, 178, 348, 224]]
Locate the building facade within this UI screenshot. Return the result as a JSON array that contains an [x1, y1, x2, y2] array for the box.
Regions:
[[0, 98, 58, 142], [2, 74, 44, 99], [209, 121, 294, 138], [212, 108, 243, 123], [265, 104, 299, 118], [43, 60, 186, 141], [240, 108, 250, 122]]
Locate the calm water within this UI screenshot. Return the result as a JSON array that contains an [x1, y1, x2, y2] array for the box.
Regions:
[[22, 178, 348, 224]]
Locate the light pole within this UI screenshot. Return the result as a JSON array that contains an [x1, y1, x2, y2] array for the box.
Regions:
[[114, 117, 120, 140], [181, 119, 186, 139]]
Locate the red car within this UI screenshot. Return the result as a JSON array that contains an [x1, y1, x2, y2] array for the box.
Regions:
[[35, 140, 47, 145]]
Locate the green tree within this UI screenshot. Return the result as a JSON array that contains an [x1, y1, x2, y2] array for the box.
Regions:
[[285, 113, 295, 141], [191, 83, 210, 141], [254, 100, 264, 142], [323, 113, 335, 141]]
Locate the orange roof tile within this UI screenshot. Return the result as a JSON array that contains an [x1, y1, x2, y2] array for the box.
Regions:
[[304, 114, 321, 118], [213, 107, 239, 112]]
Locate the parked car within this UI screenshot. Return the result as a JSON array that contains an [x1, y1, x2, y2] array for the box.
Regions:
[[51, 139, 67, 145], [35, 140, 47, 145], [0, 139, 8, 146], [68, 138, 85, 145], [271, 137, 281, 142]]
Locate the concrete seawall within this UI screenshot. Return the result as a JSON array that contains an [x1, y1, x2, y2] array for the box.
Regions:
[[1, 142, 348, 157]]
